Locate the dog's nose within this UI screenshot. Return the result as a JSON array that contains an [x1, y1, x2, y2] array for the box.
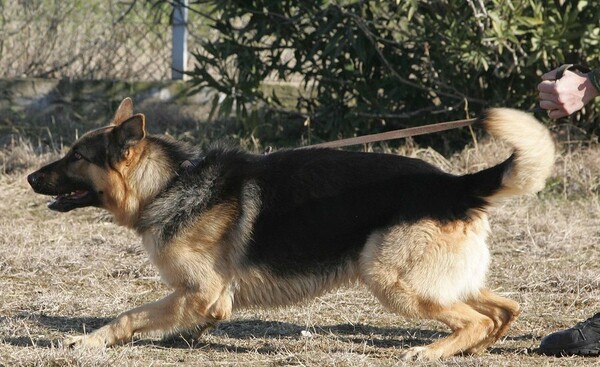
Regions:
[[27, 171, 43, 188]]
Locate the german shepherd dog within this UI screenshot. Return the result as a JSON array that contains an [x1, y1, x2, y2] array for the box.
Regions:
[[28, 98, 555, 360]]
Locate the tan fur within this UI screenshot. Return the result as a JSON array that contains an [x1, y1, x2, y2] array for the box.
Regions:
[[233, 262, 359, 309], [146, 202, 240, 290], [483, 108, 555, 203]]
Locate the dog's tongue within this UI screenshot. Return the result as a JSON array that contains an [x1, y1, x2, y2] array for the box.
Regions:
[[68, 190, 89, 199]]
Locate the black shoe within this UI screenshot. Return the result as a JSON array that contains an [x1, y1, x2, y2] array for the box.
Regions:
[[538, 313, 600, 356]]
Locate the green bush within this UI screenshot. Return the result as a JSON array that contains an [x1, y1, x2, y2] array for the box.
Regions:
[[185, 0, 600, 148]]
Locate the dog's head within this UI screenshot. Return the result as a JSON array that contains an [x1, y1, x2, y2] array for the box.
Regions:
[[27, 98, 171, 226]]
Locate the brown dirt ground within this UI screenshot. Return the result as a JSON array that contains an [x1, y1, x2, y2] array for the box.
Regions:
[[1, 137, 600, 366]]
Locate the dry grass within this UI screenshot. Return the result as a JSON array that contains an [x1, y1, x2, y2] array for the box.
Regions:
[[2, 137, 600, 366]]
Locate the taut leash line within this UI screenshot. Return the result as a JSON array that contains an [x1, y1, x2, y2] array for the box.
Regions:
[[304, 117, 478, 149]]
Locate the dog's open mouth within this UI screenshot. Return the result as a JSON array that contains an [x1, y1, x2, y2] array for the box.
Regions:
[[49, 189, 97, 212]]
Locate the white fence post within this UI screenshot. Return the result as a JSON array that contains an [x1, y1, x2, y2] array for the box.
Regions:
[[172, 0, 188, 80]]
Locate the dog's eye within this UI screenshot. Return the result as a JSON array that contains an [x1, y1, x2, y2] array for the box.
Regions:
[[72, 152, 83, 161]]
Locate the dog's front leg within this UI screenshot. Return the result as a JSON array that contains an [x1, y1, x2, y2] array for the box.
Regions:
[[64, 287, 232, 348]]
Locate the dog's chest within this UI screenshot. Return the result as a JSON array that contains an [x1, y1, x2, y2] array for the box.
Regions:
[[140, 230, 189, 288]]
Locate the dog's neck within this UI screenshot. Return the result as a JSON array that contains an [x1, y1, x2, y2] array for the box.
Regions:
[[112, 137, 195, 229]]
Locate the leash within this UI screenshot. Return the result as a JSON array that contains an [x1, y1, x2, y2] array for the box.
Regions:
[[303, 117, 478, 149]]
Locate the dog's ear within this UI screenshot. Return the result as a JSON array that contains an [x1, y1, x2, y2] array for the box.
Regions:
[[112, 97, 134, 126], [113, 114, 146, 148]]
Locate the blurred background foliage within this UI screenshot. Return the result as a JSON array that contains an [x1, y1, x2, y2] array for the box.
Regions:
[[175, 0, 600, 149]]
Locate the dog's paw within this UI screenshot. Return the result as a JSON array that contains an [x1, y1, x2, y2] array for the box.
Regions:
[[63, 334, 107, 349], [398, 346, 442, 361]]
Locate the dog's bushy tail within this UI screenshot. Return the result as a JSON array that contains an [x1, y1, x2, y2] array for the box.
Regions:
[[465, 108, 555, 205]]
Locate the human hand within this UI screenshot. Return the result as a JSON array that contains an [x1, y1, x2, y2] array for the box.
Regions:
[[537, 67, 600, 119]]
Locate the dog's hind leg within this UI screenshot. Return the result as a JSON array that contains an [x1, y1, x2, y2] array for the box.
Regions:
[[360, 219, 499, 360], [362, 270, 495, 360], [463, 289, 521, 354], [399, 302, 495, 360]]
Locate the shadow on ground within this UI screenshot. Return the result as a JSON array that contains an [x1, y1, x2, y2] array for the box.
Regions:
[[1, 313, 536, 356]]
